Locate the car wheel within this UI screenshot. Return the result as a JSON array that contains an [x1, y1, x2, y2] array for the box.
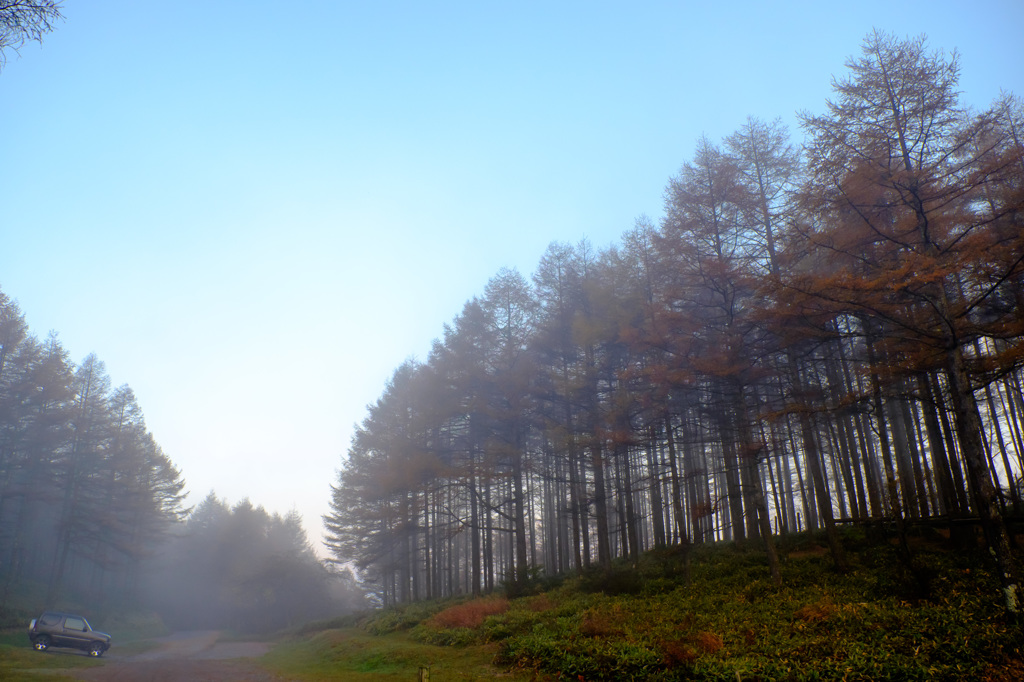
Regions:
[[33, 635, 51, 652], [88, 642, 105, 657]]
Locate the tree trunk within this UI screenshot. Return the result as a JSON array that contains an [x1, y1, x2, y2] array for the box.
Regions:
[[945, 347, 1022, 615], [590, 443, 612, 570]]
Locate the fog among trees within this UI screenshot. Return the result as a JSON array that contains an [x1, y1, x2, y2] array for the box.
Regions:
[[0, 291, 366, 630], [324, 31, 1024, 615]]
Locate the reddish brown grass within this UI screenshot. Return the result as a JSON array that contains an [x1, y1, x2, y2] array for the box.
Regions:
[[425, 596, 509, 630], [794, 600, 836, 622], [981, 654, 1024, 682], [660, 639, 698, 666], [660, 631, 723, 667], [525, 594, 556, 612], [579, 605, 626, 637], [695, 631, 724, 654]]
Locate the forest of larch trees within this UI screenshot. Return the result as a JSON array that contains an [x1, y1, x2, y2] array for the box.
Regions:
[[323, 31, 1024, 615]]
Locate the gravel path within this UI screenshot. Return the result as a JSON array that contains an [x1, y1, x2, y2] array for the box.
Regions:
[[64, 630, 294, 682]]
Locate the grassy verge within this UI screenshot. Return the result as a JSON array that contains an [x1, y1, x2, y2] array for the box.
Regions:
[[265, 530, 1024, 681], [264, 627, 537, 680], [0, 629, 101, 682]]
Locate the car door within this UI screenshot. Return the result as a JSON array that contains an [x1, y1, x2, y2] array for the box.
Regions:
[[61, 616, 89, 649], [36, 613, 63, 645]]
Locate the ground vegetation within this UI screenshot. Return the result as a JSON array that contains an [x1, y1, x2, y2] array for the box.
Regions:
[[270, 532, 1024, 680]]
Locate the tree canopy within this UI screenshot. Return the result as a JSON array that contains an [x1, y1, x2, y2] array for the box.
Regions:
[[0, 1, 63, 71]]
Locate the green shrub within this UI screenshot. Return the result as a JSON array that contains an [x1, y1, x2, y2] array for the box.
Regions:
[[360, 599, 449, 635], [578, 564, 645, 595], [500, 629, 664, 681], [481, 607, 544, 641], [411, 624, 478, 646], [290, 611, 364, 635]]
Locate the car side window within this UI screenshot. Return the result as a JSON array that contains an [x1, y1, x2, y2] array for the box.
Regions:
[[40, 613, 61, 626], [64, 617, 86, 631]]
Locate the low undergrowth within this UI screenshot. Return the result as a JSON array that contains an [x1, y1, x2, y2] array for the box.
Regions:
[[263, 628, 534, 681], [273, 530, 1024, 681]]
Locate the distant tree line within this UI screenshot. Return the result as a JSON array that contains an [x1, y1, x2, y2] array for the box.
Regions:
[[0, 291, 364, 628], [324, 32, 1024, 614], [146, 493, 366, 634]]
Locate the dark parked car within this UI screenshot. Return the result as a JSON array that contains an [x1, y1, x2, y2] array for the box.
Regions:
[[28, 611, 111, 657]]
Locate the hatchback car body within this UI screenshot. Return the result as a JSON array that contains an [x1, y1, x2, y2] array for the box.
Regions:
[[28, 611, 111, 657]]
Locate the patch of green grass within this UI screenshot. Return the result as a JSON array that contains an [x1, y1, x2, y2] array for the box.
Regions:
[[264, 628, 541, 680], [0, 627, 30, 648]]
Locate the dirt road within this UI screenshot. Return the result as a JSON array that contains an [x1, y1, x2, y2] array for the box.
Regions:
[[64, 630, 294, 682]]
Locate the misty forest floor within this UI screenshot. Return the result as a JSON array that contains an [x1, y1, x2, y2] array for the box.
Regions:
[[4, 528, 1024, 681]]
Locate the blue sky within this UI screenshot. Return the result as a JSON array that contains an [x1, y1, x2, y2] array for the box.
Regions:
[[2, 1, 1022, 552]]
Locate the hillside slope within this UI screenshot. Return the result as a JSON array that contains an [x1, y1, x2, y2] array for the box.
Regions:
[[268, 530, 1024, 681]]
